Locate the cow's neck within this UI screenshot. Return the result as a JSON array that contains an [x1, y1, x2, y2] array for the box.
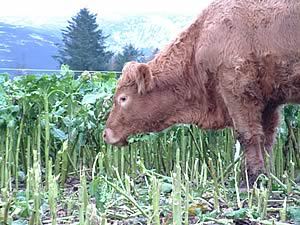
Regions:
[[147, 14, 230, 130], [172, 73, 232, 129], [152, 74, 230, 130], [170, 101, 230, 130], [149, 21, 200, 80]]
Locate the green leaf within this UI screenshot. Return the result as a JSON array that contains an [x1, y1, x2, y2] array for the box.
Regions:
[[17, 171, 26, 182], [0, 73, 9, 83], [51, 127, 67, 141], [82, 93, 100, 105], [224, 208, 248, 219], [7, 119, 16, 128], [87, 121, 96, 130], [54, 106, 65, 116], [89, 177, 112, 213], [288, 206, 300, 223], [11, 220, 28, 225], [63, 116, 74, 127], [161, 182, 173, 193]]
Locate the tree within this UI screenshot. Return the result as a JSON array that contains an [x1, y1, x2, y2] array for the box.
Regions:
[[113, 44, 144, 71], [147, 48, 160, 62], [54, 8, 113, 71]]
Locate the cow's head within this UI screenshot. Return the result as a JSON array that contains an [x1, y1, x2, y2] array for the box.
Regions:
[[103, 61, 176, 146]]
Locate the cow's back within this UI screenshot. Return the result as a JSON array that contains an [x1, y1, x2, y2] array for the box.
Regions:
[[254, 0, 300, 55], [195, 0, 300, 71]]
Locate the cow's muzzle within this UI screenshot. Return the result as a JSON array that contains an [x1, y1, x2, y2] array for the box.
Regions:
[[103, 128, 128, 146]]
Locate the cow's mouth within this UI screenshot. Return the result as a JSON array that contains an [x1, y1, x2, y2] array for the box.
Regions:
[[113, 138, 128, 146], [103, 128, 129, 146]]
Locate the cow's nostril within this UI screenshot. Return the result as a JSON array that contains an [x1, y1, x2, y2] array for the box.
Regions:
[[103, 128, 118, 144], [103, 129, 107, 139]]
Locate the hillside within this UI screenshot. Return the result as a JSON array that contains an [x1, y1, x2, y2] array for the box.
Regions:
[[0, 22, 60, 70], [0, 14, 194, 71]]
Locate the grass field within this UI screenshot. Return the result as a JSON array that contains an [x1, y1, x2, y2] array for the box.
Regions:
[[0, 69, 300, 224]]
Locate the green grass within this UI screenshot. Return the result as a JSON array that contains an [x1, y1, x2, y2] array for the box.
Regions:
[[0, 69, 300, 224]]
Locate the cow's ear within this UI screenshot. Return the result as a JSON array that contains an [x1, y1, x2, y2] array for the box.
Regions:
[[135, 63, 155, 95]]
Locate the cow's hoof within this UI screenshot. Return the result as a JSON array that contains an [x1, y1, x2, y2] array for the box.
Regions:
[[240, 170, 267, 191]]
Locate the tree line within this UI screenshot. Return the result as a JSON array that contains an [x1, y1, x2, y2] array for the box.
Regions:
[[54, 8, 158, 72]]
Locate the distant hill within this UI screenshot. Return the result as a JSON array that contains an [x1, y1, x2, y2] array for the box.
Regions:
[[0, 22, 61, 70], [0, 14, 195, 71], [97, 14, 194, 52]]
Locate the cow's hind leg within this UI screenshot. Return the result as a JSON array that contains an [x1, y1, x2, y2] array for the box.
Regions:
[[262, 105, 281, 174], [262, 105, 281, 153]]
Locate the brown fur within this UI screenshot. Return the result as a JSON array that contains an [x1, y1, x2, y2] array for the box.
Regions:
[[105, 0, 300, 183]]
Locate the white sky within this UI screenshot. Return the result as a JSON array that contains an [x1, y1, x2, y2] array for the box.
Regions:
[[0, 0, 213, 17]]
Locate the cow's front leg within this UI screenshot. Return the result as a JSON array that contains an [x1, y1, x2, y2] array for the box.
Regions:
[[225, 104, 265, 183], [220, 68, 265, 185], [238, 132, 265, 186]]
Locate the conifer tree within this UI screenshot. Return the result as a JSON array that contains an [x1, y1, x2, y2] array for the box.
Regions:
[[113, 44, 144, 71], [55, 8, 112, 71]]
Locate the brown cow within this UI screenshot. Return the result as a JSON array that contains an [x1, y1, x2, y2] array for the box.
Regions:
[[104, 0, 300, 184]]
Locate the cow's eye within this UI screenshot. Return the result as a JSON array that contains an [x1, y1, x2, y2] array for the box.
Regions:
[[120, 96, 127, 102], [118, 95, 128, 105]]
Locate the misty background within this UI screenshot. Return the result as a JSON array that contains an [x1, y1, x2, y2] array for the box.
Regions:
[[0, 0, 213, 74]]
